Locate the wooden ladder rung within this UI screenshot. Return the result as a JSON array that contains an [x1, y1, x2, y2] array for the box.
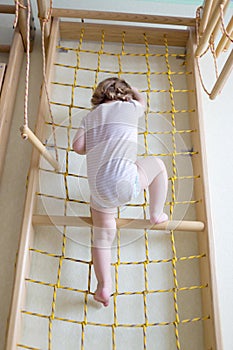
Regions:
[[0, 45, 10, 53], [32, 215, 205, 232]]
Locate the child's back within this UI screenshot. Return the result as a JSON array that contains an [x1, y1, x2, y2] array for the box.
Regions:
[[80, 99, 144, 208]]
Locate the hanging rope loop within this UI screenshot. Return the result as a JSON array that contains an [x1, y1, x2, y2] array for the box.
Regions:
[[17, 0, 59, 170], [195, 5, 212, 96], [219, 3, 233, 43]]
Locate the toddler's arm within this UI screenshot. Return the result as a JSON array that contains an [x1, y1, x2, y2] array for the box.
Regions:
[[131, 87, 145, 107], [73, 128, 86, 155]]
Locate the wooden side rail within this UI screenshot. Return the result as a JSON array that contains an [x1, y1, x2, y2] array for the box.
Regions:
[[32, 215, 205, 232], [0, 28, 24, 182], [5, 19, 60, 350], [210, 48, 233, 99]]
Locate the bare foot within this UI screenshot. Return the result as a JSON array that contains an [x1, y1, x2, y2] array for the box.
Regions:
[[94, 284, 111, 307], [150, 212, 168, 225]]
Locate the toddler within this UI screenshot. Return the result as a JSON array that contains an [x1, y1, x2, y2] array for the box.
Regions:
[[73, 77, 168, 306]]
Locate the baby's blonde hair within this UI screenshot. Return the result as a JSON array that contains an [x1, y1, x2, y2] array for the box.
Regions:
[[91, 77, 134, 107]]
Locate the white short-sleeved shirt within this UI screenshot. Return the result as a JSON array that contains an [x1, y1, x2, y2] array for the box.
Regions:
[[74, 99, 144, 209]]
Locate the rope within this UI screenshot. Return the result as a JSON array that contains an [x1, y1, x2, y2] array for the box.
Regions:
[[209, 35, 219, 79], [15, 0, 58, 163], [36, 0, 59, 162], [195, 6, 218, 96], [219, 3, 233, 42], [13, 0, 32, 138]]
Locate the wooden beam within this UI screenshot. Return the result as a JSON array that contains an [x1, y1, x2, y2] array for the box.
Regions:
[[0, 29, 24, 183], [186, 28, 220, 350], [0, 45, 11, 53], [52, 8, 195, 27], [60, 21, 189, 47], [32, 215, 205, 232], [0, 4, 15, 14]]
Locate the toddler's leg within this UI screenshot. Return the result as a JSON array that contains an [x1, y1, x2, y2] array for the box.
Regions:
[[91, 207, 116, 307], [136, 157, 168, 224]]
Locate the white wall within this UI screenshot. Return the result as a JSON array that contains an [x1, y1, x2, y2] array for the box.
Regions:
[[199, 59, 233, 350], [52, 0, 200, 16], [0, 1, 232, 349]]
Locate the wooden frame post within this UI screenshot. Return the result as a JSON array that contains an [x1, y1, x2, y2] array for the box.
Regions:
[[187, 28, 221, 350], [0, 28, 24, 183], [5, 18, 60, 350], [18, 0, 36, 51]]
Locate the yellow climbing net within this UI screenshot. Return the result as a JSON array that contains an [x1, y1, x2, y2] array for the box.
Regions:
[[17, 29, 209, 350]]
